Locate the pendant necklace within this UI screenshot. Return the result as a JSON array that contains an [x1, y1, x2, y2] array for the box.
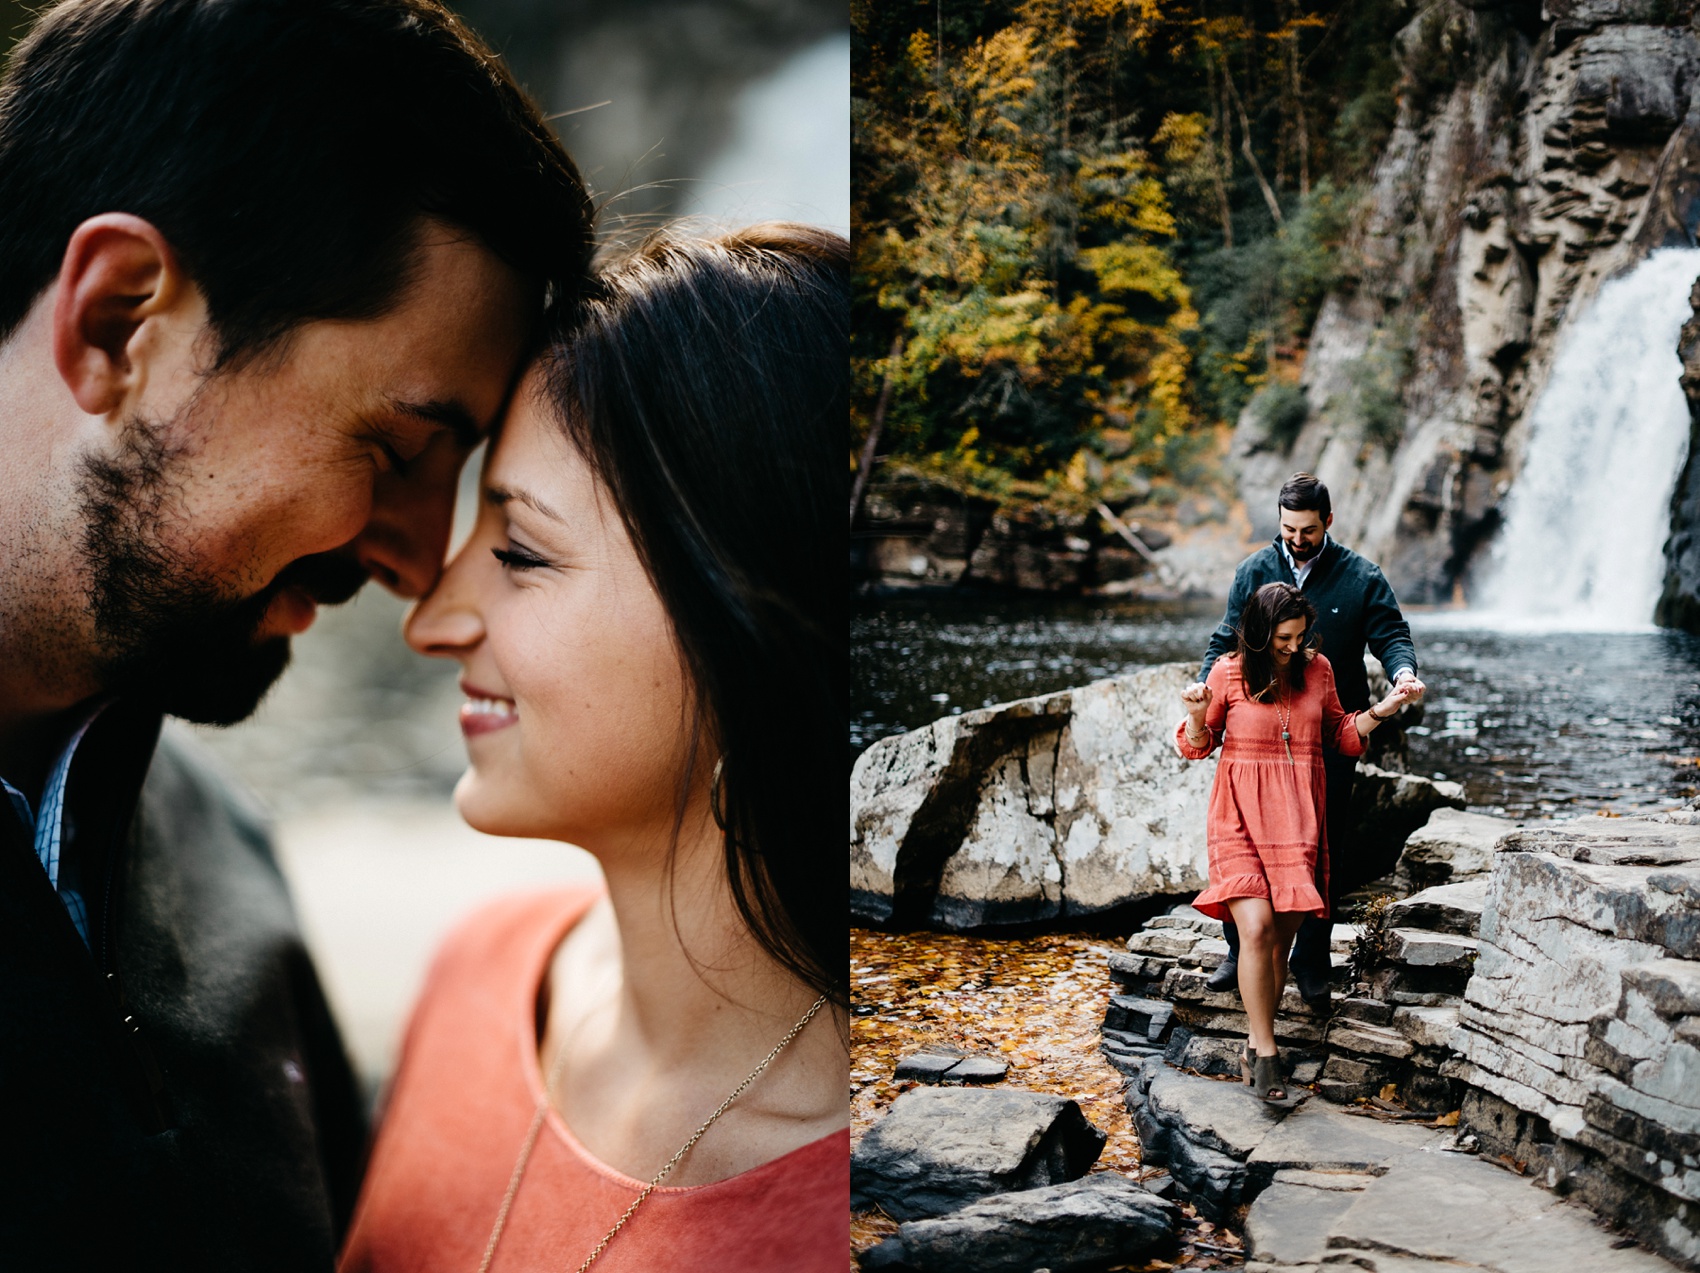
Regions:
[[1275, 685, 1295, 766], [478, 992, 829, 1273]]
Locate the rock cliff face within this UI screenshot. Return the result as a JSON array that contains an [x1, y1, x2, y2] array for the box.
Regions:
[[1239, 0, 1700, 603]]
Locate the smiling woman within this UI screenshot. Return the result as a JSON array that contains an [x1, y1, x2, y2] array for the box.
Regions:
[[338, 223, 848, 1273]]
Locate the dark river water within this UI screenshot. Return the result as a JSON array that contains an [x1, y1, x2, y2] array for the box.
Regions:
[[850, 591, 1700, 818]]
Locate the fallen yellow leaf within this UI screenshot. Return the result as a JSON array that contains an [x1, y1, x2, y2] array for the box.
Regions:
[[1436, 1110, 1460, 1127], [1379, 1083, 1399, 1102]]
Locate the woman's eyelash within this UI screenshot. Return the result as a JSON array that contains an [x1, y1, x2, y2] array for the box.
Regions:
[[491, 545, 547, 571]]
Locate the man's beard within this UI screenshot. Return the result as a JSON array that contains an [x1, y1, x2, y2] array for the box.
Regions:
[[1288, 536, 1323, 562], [75, 414, 368, 725]]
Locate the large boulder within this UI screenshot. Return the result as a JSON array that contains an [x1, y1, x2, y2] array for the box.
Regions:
[[850, 1087, 1106, 1221], [1444, 815, 1700, 1269], [851, 663, 1463, 931], [887, 1174, 1178, 1273], [850, 665, 1213, 928]]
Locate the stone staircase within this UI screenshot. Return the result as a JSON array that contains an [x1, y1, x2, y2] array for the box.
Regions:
[[1103, 873, 1485, 1110], [1100, 808, 1700, 1271]]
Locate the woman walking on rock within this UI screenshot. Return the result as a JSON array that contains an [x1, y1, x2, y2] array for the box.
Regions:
[[1176, 582, 1416, 1102]]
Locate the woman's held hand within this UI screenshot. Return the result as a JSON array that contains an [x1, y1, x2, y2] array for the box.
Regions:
[[1373, 679, 1421, 721], [1182, 681, 1212, 722]]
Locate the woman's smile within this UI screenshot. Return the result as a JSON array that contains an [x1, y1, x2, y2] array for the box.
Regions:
[[459, 684, 518, 736]]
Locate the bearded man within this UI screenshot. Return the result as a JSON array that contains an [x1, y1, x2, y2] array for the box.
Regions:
[[0, 1, 592, 1266], [1192, 473, 1425, 1013]]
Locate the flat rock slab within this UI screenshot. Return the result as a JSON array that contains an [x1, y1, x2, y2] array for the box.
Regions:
[[1498, 816, 1700, 869], [1386, 876, 1491, 936], [1243, 1173, 1371, 1266], [852, 1087, 1106, 1220], [1246, 1102, 1447, 1188], [893, 1052, 964, 1082], [1387, 927, 1479, 971], [1311, 1149, 1682, 1272], [893, 1050, 1010, 1085], [893, 1173, 1179, 1273]]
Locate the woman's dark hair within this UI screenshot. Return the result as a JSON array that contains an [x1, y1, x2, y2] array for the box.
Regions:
[[1237, 582, 1318, 700], [0, 0, 594, 368], [539, 223, 847, 1007]]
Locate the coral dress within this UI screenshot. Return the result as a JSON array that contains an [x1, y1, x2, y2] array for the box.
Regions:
[[338, 889, 849, 1273], [1174, 653, 1365, 920]]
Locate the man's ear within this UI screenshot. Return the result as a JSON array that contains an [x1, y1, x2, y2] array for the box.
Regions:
[[51, 214, 188, 416], [1324, 513, 1334, 531]]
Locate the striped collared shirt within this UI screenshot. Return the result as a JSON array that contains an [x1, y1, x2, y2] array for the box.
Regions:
[[1, 707, 106, 945]]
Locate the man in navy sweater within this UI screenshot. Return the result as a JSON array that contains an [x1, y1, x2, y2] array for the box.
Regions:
[[0, 2, 593, 1267], [1195, 473, 1425, 1011]]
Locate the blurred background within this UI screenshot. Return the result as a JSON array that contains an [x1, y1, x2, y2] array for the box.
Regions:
[[0, 0, 846, 1099]]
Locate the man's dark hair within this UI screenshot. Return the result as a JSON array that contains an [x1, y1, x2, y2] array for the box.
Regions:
[[1236, 581, 1318, 699], [540, 223, 847, 1008], [1279, 471, 1331, 522], [0, 0, 595, 367]]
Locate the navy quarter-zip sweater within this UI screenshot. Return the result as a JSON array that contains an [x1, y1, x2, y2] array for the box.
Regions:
[[0, 713, 364, 1271], [1200, 537, 1417, 713]]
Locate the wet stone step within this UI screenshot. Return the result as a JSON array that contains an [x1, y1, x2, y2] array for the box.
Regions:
[[1126, 929, 1205, 959], [1149, 908, 1223, 938], [1334, 997, 1394, 1025], [1324, 1019, 1416, 1061], [1107, 949, 1172, 988], [1103, 994, 1176, 1042], [1385, 876, 1490, 937]]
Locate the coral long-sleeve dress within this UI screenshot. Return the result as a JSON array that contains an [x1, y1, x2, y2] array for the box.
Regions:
[[1175, 653, 1366, 920]]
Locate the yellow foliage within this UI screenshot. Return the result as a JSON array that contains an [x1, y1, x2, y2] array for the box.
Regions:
[[1078, 241, 1188, 305], [905, 29, 934, 77]]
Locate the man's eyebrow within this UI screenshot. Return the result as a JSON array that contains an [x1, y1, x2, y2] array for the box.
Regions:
[[388, 396, 484, 449], [485, 483, 566, 522]]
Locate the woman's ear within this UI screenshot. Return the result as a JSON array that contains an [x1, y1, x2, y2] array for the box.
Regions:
[[51, 214, 190, 416]]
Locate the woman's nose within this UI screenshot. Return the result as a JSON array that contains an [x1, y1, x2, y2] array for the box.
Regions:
[[404, 545, 485, 659]]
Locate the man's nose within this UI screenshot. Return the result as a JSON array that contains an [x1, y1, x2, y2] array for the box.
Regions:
[[350, 439, 467, 598]]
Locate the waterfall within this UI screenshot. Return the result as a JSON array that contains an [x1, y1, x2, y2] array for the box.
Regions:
[[1472, 247, 1700, 630]]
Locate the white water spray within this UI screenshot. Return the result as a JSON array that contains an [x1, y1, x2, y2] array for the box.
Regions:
[[1470, 248, 1700, 630]]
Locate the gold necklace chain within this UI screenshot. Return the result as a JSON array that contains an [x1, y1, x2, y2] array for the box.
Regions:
[[478, 993, 830, 1273]]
